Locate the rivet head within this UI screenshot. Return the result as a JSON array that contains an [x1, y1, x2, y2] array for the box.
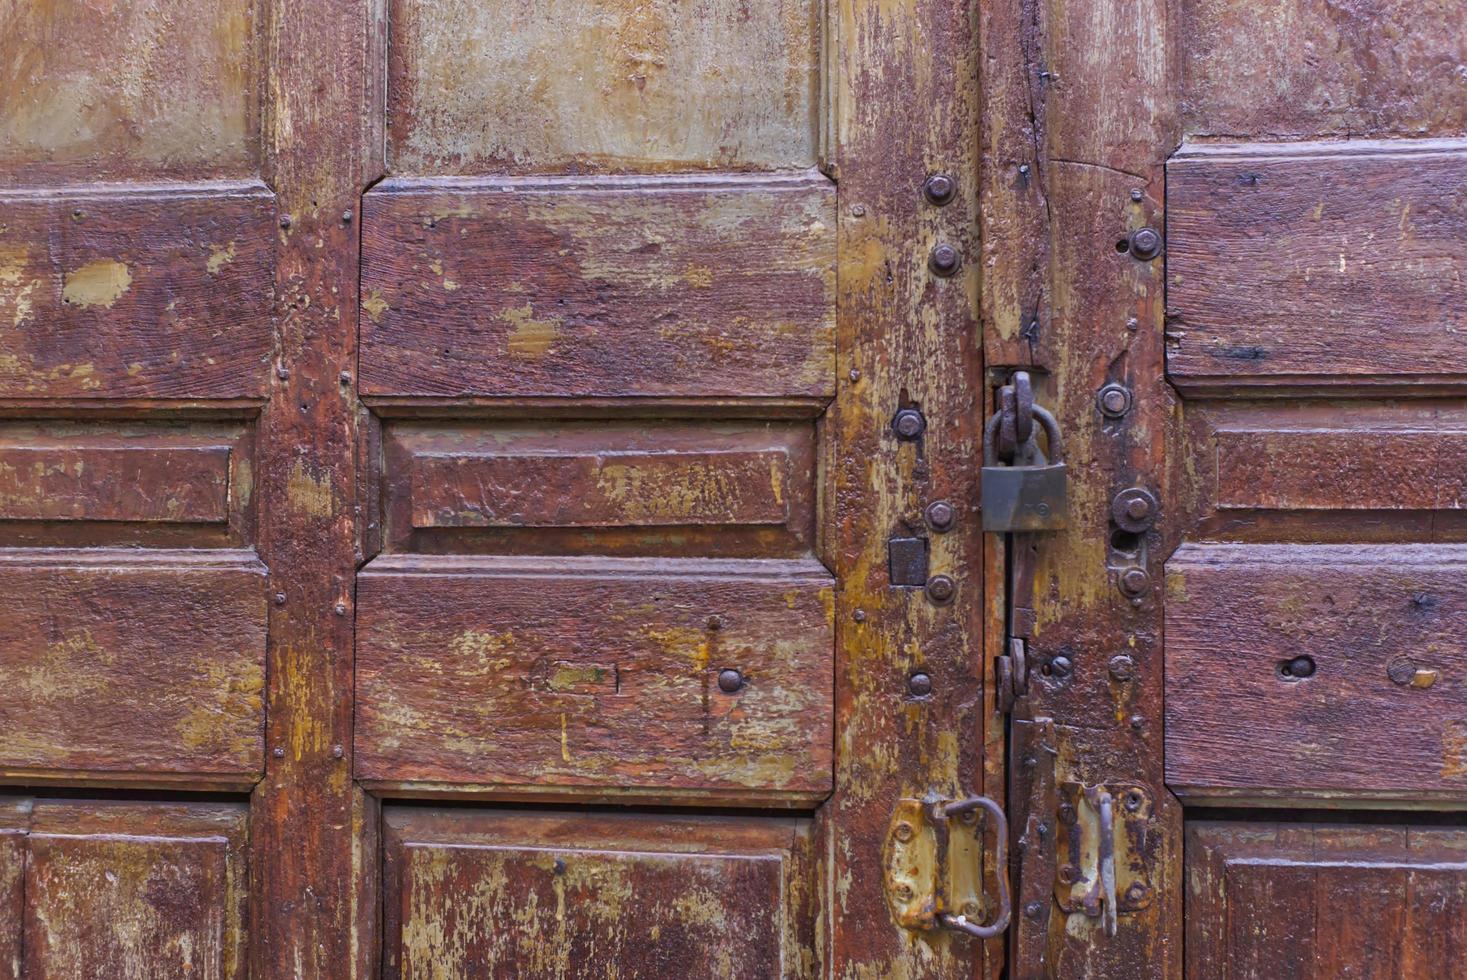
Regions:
[[332, 744, 344, 758], [893, 409, 926, 441], [922, 173, 957, 206], [1024, 900, 1045, 919], [1387, 657, 1417, 686], [908, 672, 933, 697], [853, 608, 867, 623], [1097, 382, 1133, 419], [273, 592, 287, 606], [706, 615, 723, 631], [925, 500, 956, 531], [1119, 567, 1150, 597], [1109, 654, 1137, 681], [272, 747, 285, 759], [1130, 188, 1145, 202], [717, 669, 744, 694], [342, 210, 354, 223], [1128, 227, 1163, 260], [925, 575, 956, 604], [929, 243, 961, 277]]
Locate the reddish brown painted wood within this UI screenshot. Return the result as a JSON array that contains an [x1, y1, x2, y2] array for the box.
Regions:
[[1187, 822, 1467, 980], [21, 800, 250, 979], [0, 183, 276, 399], [1166, 543, 1467, 802], [1178, 0, 1467, 142], [356, 555, 833, 803], [381, 419, 817, 558], [382, 807, 819, 978], [1167, 141, 1467, 386], [1215, 428, 1467, 511], [0, 800, 23, 980], [0, 550, 265, 783], [359, 174, 836, 399], [0, 443, 231, 523]]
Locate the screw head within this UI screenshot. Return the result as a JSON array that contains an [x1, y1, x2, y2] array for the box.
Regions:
[[1024, 900, 1045, 919], [922, 173, 957, 206], [908, 672, 933, 697], [1108, 654, 1137, 682], [717, 669, 744, 694], [929, 243, 961, 277], [893, 409, 926, 440], [1097, 382, 1133, 419], [706, 615, 723, 631], [925, 575, 956, 604], [853, 608, 867, 623], [1058, 865, 1079, 885], [1048, 655, 1073, 679], [1128, 227, 1163, 260], [894, 821, 915, 842], [1119, 567, 1150, 597], [925, 500, 956, 531]]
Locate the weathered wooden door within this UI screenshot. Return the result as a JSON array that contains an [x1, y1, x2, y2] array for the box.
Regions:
[[990, 0, 1467, 976], [1, 0, 995, 977]]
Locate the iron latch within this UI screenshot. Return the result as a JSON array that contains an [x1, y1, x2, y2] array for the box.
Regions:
[[1054, 782, 1156, 936], [882, 794, 1011, 939]]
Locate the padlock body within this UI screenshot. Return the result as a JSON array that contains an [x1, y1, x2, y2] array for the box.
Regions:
[[981, 462, 1068, 532]]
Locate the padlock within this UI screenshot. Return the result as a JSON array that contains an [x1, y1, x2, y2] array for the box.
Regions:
[[981, 404, 1068, 532]]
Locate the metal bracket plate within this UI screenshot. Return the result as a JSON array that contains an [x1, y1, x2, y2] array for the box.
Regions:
[[882, 794, 1010, 938], [1054, 782, 1156, 935]]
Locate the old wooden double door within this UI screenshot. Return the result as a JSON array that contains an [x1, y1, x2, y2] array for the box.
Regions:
[[1, 0, 1464, 976]]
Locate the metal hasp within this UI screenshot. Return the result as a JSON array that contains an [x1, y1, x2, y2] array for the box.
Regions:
[[882, 794, 1012, 939], [1054, 782, 1157, 937], [981, 371, 1068, 532]]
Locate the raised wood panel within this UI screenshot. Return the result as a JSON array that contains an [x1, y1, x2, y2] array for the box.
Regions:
[[359, 174, 836, 400], [386, 0, 821, 175], [0, 183, 276, 400], [355, 555, 834, 804], [0, 444, 230, 523], [382, 420, 816, 558], [1179, 0, 1467, 141], [1166, 141, 1467, 388], [0, 550, 266, 785], [1165, 543, 1467, 803], [21, 801, 249, 979], [0, 0, 261, 185], [1187, 822, 1467, 979], [383, 807, 820, 978]]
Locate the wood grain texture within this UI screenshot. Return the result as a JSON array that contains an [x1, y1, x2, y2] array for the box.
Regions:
[[829, 0, 988, 972], [1179, 0, 1467, 141], [359, 174, 836, 399], [1166, 543, 1467, 802], [0, 549, 266, 783], [0, 443, 230, 523], [1167, 141, 1467, 386], [382, 807, 822, 979], [0, 183, 276, 400], [250, 0, 371, 972], [355, 555, 834, 803], [386, 0, 820, 174], [1187, 822, 1467, 980], [0, 0, 262, 185], [0, 800, 22, 980], [21, 801, 249, 980], [382, 419, 816, 558]]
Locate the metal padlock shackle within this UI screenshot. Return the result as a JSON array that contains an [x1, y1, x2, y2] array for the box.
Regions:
[[984, 402, 1064, 467]]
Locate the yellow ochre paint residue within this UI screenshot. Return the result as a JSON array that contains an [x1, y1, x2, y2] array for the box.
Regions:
[[62, 260, 132, 308], [502, 303, 561, 357]]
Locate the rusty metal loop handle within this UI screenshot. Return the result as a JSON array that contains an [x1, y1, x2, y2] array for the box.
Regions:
[[935, 795, 1011, 940], [984, 402, 1063, 467]]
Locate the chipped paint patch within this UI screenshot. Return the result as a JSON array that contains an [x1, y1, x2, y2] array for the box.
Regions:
[[502, 303, 561, 357], [62, 260, 132, 308], [207, 242, 237, 274], [362, 289, 389, 323]]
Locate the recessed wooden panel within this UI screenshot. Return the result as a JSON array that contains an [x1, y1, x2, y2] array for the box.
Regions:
[[0, 444, 230, 523], [383, 807, 819, 979], [0, 183, 275, 400], [1215, 429, 1467, 511], [359, 174, 836, 400], [382, 420, 816, 557], [1166, 543, 1467, 802], [1187, 822, 1467, 979], [0, 550, 266, 784], [21, 801, 249, 979], [1167, 141, 1467, 387], [386, 0, 820, 175], [355, 555, 834, 803], [1179, 0, 1467, 141], [0, 0, 261, 185]]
